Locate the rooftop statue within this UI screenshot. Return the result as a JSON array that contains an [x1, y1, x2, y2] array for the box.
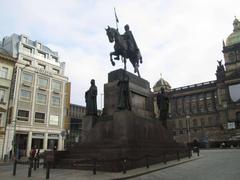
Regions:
[[106, 24, 142, 77]]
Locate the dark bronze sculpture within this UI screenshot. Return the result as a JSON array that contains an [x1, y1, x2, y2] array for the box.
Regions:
[[85, 79, 98, 116], [117, 72, 131, 110], [105, 24, 142, 77], [157, 87, 169, 128]]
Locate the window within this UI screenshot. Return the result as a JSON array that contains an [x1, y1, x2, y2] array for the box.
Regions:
[[52, 56, 58, 62], [52, 96, 60, 106], [38, 77, 48, 89], [0, 67, 8, 78], [0, 89, 5, 102], [22, 73, 33, 84], [23, 45, 32, 54], [193, 119, 198, 127], [49, 115, 59, 125], [53, 68, 59, 74], [198, 94, 205, 113], [38, 51, 46, 58], [36, 93, 47, 104], [179, 120, 183, 129], [32, 139, 43, 149], [35, 112, 45, 123], [38, 63, 46, 69], [201, 118, 205, 127], [208, 117, 212, 126], [23, 58, 31, 65], [20, 89, 31, 100], [184, 96, 191, 114], [17, 110, 29, 121], [52, 81, 61, 92], [191, 95, 198, 113]]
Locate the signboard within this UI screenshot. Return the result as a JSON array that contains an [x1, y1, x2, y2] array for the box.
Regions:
[[227, 122, 236, 129], [50, 115, 59, 125], [229, 84, 240, 103]]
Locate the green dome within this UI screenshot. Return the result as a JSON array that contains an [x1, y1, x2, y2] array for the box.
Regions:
[[226, 17, 240, 46], [153, 77, 171, 92]]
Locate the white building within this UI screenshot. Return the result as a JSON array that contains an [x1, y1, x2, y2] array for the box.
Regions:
[[1, 34, 69, 159]]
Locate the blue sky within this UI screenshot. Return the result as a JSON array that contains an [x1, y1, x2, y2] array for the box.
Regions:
[[0, 0, 240, 108]]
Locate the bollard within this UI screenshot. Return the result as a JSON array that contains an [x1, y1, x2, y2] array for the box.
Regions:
[[28, 159, 32, 177], [146, 156, 149, 168], [163, 154, 167, 164], [46, 162, 50, 179], [93, 160, 96, 175], [177, 151, 180, 161], [188, 149, 192, 158], [37, 157, 40, 168], [122, 159, 127, 174], [13, 159, 17, 176], [197, 148, 200, 156], [34, 158, 37, 171]]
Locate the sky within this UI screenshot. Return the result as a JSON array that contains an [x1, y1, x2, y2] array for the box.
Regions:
[[0, 0, 240, 109]]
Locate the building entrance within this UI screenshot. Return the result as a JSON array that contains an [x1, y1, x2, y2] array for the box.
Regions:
[[16, 133, 28, 159]]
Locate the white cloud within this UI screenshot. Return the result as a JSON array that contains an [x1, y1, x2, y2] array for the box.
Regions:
[[1, 0, 240, 108]]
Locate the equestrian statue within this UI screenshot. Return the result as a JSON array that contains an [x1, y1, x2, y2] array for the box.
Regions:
[[105, 24, 143, 77]]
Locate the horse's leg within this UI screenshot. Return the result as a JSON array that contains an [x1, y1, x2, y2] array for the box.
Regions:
[[110, 52, 115, 66]]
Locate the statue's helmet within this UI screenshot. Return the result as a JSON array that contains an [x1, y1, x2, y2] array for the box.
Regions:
[[124, 24, 130, 31]]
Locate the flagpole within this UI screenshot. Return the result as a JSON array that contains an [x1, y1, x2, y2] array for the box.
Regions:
[[114, 7, 119, 30]]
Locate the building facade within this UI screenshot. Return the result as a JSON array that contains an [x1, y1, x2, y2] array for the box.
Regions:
[[153, 18, 240, 147], [1, 34, 69, 159], [0, 48, 16, 159]]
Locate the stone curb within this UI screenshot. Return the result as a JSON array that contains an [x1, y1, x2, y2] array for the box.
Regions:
[[112, 156, 202, 180]]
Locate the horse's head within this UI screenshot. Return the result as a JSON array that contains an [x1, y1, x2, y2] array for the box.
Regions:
[[105, 26, 115, 43]]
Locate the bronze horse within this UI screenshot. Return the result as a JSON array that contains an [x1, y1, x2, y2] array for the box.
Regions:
[[105, 26, 142, 77]]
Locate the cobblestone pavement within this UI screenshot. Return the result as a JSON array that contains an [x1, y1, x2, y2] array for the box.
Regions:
[[132, 149, 240, 180], [0, 149, 239, 180]]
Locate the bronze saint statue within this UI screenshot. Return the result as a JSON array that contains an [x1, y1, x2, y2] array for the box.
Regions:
[[85, 79, 98, 116], [105, 24, 142, 77], [157, 87, 169, 128], [117, 72, 131, 110]]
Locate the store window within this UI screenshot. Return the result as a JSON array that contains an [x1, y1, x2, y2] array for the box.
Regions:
[[47, 139, 58, 150]]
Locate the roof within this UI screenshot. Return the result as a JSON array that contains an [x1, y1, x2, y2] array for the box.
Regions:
[[226, 17, 240, 46]]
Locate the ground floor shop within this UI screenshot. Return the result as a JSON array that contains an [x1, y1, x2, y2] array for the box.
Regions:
[[2, 126, 64, 160]]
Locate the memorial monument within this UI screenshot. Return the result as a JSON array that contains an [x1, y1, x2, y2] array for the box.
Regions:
[[48, 21, 189, 172]]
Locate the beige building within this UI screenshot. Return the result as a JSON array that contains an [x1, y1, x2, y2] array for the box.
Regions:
[[0, 48, 16, 159], [153, 18, 240, 147], [1, 34, 69, 159]]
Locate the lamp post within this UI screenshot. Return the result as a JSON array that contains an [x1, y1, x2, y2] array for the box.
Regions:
[[12, 64, 30, 159], [186, 115, 191, 143]]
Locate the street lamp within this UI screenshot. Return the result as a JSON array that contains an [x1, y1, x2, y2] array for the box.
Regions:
[[12, 64, 30, 159], [186, 115, 191, 143]]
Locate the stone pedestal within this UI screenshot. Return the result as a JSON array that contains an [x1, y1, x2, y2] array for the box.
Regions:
[[104, 69, 154, 119], [55, 69, 189, 172]]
